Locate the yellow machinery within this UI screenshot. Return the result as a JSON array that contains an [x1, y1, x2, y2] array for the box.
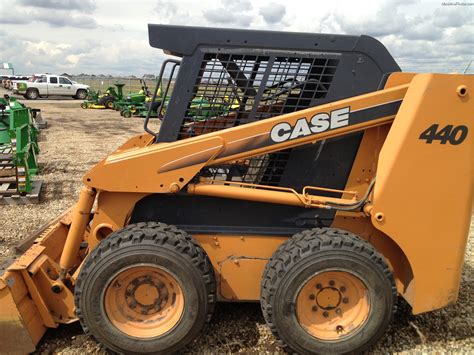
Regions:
[[1, 25, 472, 354]]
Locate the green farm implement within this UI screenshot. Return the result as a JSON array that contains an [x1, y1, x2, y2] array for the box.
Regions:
[[119, 96, 165, 118], [113, 79, 151, 112], [81, 82, 125, 109], [187, 96, 240, 120], [120, 94, 239, 120], [0, 95, 42, 200]]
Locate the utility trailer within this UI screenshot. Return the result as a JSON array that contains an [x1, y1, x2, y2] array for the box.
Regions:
[[0, 25, 472, 354]]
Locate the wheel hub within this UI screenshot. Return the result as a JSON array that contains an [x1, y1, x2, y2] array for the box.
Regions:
[[124, 276, 169, 315], [104, 265, 184, 338], [296, 271, 370, 340], [316, 287, 341, 310]]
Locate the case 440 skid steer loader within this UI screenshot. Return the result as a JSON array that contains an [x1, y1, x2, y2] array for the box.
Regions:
[[1, 25, 472, 354]]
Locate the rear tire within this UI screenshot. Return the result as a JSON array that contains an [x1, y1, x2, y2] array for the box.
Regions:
[[25, 88, 39, 100], [75, 222, 216, 354], [261, 228, 396, 354], [98, 95, 115, 108]]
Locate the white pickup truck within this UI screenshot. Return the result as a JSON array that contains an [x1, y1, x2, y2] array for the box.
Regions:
[[13, 74, 89, 100]]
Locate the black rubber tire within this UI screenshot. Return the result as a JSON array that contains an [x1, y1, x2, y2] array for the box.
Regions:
[[74, 222, 216, 354], [98, 95, 115, 107], [75, 89, 87, 100], [25, 88, 39, 100], [261, 228, 396, 354]]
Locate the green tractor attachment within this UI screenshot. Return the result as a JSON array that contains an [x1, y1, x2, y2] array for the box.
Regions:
[[113, 79, 150, 112], [81, 82, 125, 109], [119, 95, 239, 120], [0, 95, 42, 198], [120, 97, 165, 118], [186, 95, 240, 121]]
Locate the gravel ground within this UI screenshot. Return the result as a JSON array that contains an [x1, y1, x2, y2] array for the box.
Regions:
[[0, 95, 472, 354]]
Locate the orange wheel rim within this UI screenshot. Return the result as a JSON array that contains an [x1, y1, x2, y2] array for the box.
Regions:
[[104, 265, 184, 338], [296, 271, 370, 341]]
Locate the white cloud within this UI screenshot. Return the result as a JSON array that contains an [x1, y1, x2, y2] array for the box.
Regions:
[[0, 0, 472, 75], [19, 0, 97, 13], [33, 9, 98, 28], [259, 2, 286, 24], [203, 0, 255, 27], [0, 1, 98, 28]]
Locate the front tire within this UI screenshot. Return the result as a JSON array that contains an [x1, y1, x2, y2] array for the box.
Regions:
[[75, 222, 216, 354], [261, 228, 396, 354]]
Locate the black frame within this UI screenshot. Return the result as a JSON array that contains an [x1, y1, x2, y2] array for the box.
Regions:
[[137, 24, 401, 235]]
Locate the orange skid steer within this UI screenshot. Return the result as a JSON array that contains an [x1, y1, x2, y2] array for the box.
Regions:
[[1, 25, 472, 354]]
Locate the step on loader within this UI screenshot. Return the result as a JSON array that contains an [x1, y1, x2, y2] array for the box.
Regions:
[[0, 25, 472, 354]]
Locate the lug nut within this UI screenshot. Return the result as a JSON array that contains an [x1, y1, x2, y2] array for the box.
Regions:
[[316, 283, 322, 289], [335, 308, 342, 315], [342, 297, 349, 304], [309, 293, 315, 300], [329, 280, 335, 287], [312, 305, 318, 312], [323, 311, 329, 318], [340, 286, 346, 293]]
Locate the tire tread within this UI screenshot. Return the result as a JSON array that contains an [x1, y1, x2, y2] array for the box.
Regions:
[[74, 222, 216, 351], [260, 227, 397, 353]]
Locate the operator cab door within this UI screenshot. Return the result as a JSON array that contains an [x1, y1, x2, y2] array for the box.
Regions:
[[48, 76, 62, 95], [58, 76, 74, 95]]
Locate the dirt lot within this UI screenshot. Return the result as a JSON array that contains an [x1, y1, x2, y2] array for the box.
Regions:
[[0, 95, 472, 354]]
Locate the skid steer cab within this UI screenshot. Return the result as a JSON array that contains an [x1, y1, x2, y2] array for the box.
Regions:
[[1, 25, 472, 354]]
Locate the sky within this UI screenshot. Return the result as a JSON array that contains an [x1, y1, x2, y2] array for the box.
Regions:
[[0, 0, 472, 76]]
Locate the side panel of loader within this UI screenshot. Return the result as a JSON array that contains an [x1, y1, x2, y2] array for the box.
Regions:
[[371, 74, 473, 313]]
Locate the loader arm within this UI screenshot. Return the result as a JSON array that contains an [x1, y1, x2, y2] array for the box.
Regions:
[[83, 82, 408, 195]]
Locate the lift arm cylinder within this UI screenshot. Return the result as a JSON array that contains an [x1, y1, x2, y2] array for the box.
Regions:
[[59, 186, 96, 274]]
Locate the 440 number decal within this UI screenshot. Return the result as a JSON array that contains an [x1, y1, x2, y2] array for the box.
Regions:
[[419, 124, 468, 145]]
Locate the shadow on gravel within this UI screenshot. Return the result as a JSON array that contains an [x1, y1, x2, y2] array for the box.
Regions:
[[183, 302, 281, 353], [370, 263, 473, 353], [34, 322, 94, 354]]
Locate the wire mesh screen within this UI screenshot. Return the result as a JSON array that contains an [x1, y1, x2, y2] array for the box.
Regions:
[[185, 52, 340, 185]]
